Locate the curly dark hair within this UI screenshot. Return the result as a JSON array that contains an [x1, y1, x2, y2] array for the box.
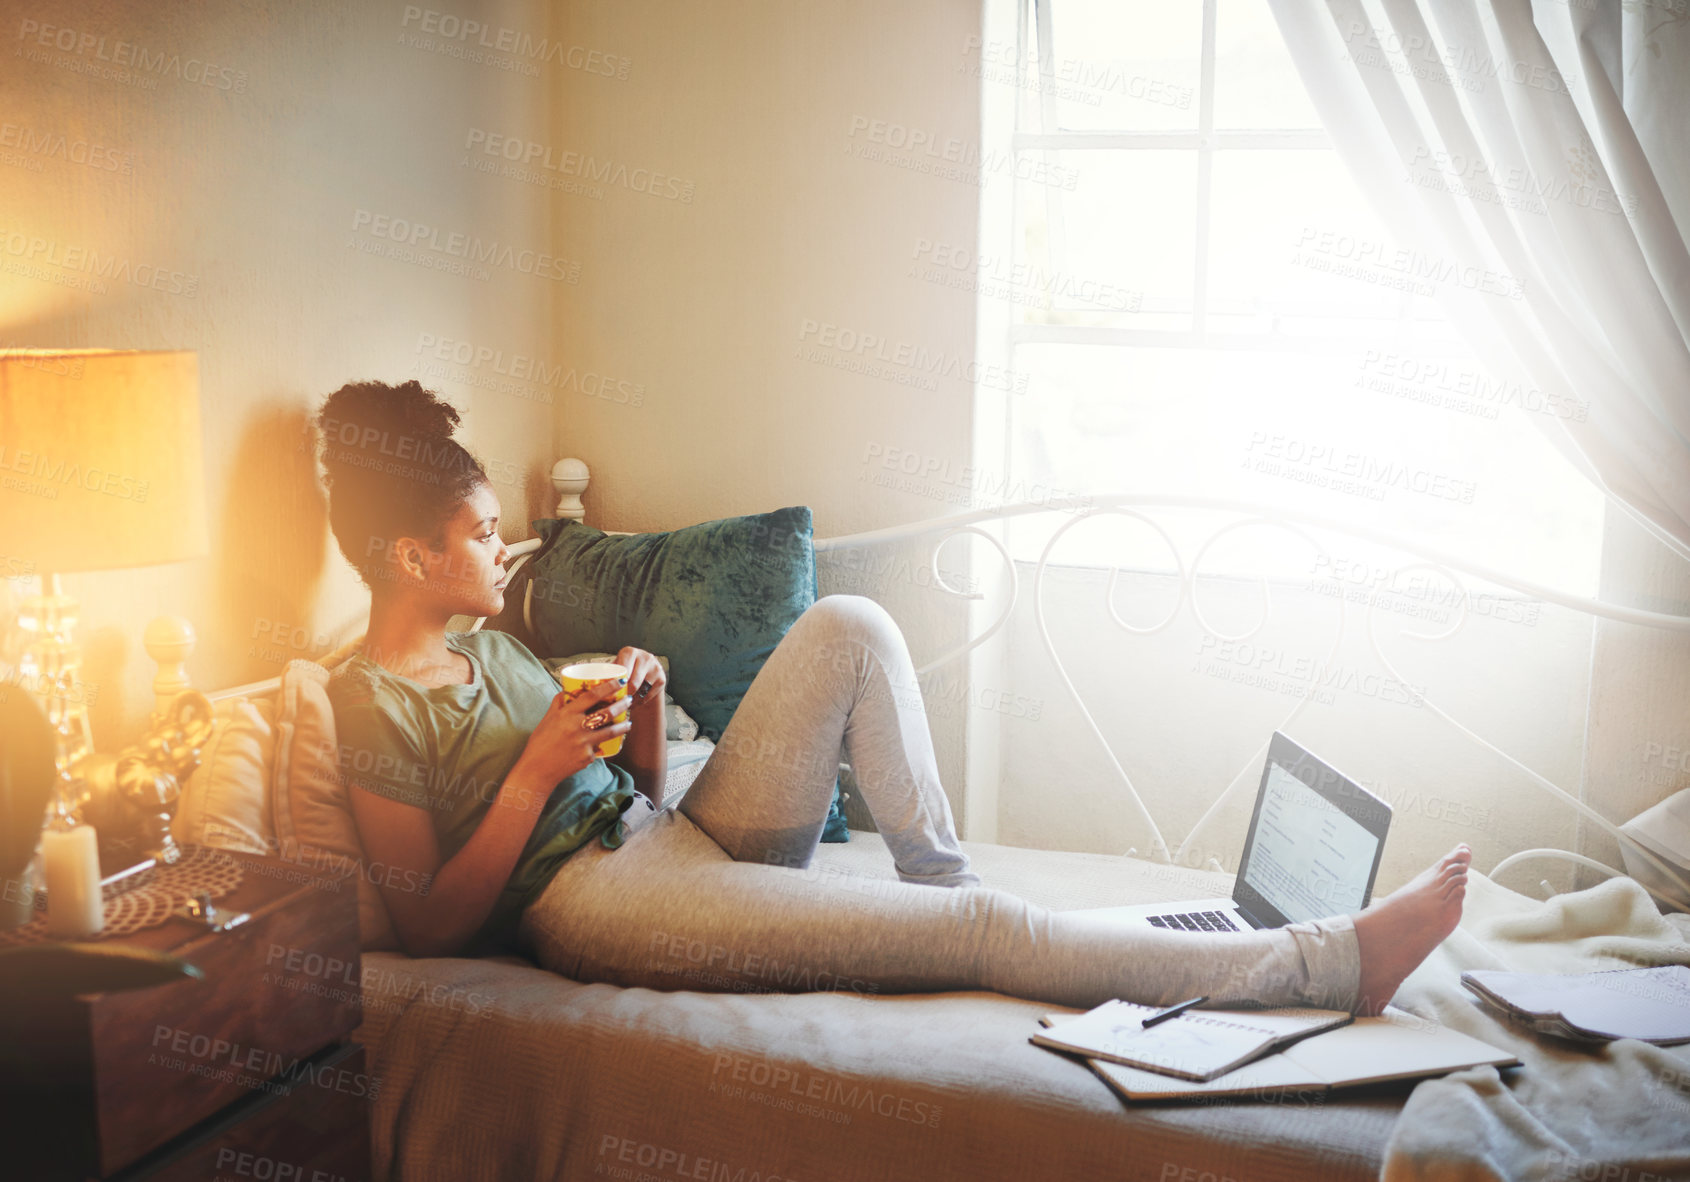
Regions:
[[315, 380, 490, 585]]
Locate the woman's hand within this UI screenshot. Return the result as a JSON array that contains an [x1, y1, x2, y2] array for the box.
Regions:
[[614, 646, 668, 715], [510, 686, 633, 793], [609, 646, 668, 803]]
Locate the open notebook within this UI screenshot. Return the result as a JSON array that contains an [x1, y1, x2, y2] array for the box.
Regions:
[[1030, 1000, 1351, 1082], [1461, 965, 1690, 1045], [1039, 1008, 1519, 1101]]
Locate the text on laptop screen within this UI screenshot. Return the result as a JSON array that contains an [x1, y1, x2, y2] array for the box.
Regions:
[[1242, 763, 1382, 924]]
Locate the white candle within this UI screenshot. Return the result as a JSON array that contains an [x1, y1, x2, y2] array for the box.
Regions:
[[43, 824, 104, 937]]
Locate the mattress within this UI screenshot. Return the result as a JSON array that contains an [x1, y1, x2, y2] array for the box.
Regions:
[[353, 836, 1401, 1182]]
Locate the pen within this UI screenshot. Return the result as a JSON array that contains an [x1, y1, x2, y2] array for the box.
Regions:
[[1140, 995, 1208, 1029]]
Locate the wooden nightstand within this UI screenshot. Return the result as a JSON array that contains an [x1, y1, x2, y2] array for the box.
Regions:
[[0, 849, 372, 1182]]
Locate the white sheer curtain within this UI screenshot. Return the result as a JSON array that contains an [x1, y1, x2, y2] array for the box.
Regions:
[[1267, 0, 1690, 557]]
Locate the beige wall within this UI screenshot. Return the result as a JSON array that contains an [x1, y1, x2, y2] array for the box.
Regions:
[[541, 0, 986, 822], [1, 0, 579, 740], [541, 0, 983, 538]]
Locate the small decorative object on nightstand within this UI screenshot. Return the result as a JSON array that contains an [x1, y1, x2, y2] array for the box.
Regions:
[[0, 850, 371, 1182], [85, 661, 218, 867], [41, 822, 103, 937]]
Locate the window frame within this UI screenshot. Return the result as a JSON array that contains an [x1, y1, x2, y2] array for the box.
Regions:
[[1011, 0, 1455, 355]]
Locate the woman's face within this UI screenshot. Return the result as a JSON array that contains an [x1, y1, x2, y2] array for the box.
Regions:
[[411, 481, 511, 619]]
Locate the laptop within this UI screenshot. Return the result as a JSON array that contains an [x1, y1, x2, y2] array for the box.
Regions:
[[1101, 733, 1392, 932]]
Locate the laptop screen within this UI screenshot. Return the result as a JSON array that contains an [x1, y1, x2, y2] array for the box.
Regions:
[[1239, 759, 1385, 924]]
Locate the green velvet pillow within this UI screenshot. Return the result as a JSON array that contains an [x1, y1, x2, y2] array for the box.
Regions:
[[522, 507, 849, 842]]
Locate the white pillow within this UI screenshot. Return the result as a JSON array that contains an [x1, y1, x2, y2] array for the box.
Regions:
[[1621, 788, 1690, 911], [270, 660, 400, 952], [175, 696, 277, 855]]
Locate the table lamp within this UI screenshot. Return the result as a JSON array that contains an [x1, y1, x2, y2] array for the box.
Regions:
[[0, 349, 207, 926]]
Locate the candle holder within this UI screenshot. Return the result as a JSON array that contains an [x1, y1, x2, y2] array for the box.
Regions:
[[94, 690, 216, 867], [83, 619, 216, 868]]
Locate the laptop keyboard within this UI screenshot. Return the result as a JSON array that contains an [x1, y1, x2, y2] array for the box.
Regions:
[[1147, 909, 1240, 932]]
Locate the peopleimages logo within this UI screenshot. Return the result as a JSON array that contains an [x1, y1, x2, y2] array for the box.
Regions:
[[910, 238, 1140, 312], [710, 1051, 944, 1129], [0, 554, 37, 580], [400, 6, 631, 78], [414, 333, 645, 407], [0, 227, 199, 297], [0, 445, 150, 502], [1194, 635, 1427, 708], [1402, 144, 1637, 218], [1245, 430, 1479, 505], [0, 347, 84, 379], [0, 123, 133, 175], [1293, 226, 1524, 300], [16, 18, 249, 93], [859, 442, 1090, 512], [596, 1137, 798, 1182], [317, 416, 522, 486], [462, 129, 695, 203], [1357, 349, 1588, 423], [962, 34, 1193, 111], [1340, 21, 1579, 96], [798, 319, 1030, 395], [348, 209, 579, 283], [148, 1024, 378, 1100], [846, 115, 1079, 191]]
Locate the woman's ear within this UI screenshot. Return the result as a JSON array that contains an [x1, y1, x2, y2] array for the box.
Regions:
[[391, 535, 434, 585]]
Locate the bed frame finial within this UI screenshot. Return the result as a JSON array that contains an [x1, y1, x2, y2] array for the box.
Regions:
[[551, 457, 590, 523], [142, 615, 196, 713]]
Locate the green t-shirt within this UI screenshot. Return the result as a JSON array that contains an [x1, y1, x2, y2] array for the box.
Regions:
[[326, 629, 638, 954]]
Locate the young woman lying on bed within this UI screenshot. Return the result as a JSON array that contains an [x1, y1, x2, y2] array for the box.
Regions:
[[317, 380, 1470, 1016]]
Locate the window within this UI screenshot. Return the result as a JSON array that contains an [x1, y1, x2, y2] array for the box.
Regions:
[[980, 0, 1602, 594]]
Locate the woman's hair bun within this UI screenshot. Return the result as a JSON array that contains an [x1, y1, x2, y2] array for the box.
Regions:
[[316, 380, 460, 481], [314, 380, 490, 583]]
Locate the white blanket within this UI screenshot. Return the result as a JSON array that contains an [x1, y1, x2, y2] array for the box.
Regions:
[[1384, 874, 1690, 1182]]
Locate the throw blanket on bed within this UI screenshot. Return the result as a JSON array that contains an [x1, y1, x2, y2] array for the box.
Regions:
[[1383, 874, 1690, 1182]]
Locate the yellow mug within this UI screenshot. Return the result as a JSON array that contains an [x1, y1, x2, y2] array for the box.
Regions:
[[557, 662, 631, 758]]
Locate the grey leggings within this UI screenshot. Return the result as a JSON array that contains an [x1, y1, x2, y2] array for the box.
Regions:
[[519, 595, 1362, 1012]]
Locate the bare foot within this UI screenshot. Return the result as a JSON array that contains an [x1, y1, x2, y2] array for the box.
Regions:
[[1351, 845, 1471, 1015]]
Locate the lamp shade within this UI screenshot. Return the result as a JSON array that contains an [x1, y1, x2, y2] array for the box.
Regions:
[[0, 349, 207, 574]]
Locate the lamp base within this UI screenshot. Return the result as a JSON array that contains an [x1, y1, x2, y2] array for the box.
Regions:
[[16, 572, 96, 825]]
